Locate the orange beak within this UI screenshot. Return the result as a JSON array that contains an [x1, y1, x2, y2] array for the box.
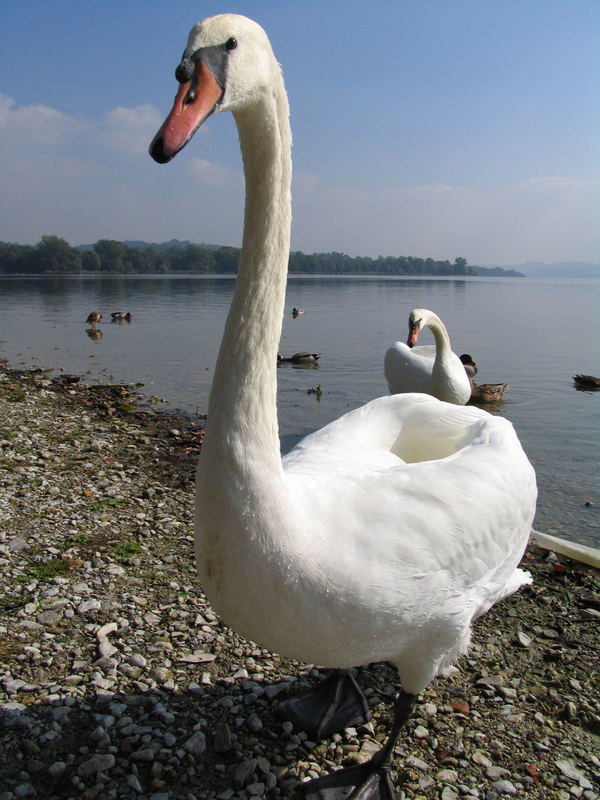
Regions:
[[406, 324, 420, 348], [149, 59, 223, 163]]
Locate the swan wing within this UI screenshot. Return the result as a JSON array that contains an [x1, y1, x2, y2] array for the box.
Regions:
[[283, 395, 535, 582], [281, 393, 536, 684], [384, 343, 435, 394]]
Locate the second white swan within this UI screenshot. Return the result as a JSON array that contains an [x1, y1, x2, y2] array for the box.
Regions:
[[385, 308, 472, 404]]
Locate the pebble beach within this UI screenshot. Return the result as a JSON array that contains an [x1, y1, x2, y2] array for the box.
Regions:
[[0, 364, 599, 800]]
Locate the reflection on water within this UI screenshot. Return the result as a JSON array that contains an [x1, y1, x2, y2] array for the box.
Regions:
[[1, 273, 598, 547], [85, 328, 103, 341]]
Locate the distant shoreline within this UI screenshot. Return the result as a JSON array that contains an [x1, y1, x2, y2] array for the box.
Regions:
[[1, 237, 523, 278], [0, 270, 526, 278]]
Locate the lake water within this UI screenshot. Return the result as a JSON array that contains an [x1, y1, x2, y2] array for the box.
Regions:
[[1, 274, 598, 548]]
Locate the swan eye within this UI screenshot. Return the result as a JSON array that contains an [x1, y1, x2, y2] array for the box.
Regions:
[[225, 37, 238, 51]]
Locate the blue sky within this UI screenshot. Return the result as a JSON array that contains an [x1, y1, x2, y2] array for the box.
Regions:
[[0, 0, 598, 266]]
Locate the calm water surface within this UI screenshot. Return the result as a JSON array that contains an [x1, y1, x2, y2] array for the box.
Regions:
[[1, 274, 598, 547]]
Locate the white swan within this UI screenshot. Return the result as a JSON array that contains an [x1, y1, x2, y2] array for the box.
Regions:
[[384, 308, 472, 404], [150, 14, 537, 798]]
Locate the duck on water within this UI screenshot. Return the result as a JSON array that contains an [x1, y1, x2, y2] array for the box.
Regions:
[[459, 354, 510, 405], [85, 311, 102, 328], [278, 352, 320, 365]]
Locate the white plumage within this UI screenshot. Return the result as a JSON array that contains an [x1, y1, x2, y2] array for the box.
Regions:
[[385, 308, 472, 404], [150, 13, 537, 792]]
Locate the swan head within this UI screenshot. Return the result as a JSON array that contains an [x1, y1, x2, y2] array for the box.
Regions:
[[406, 308, 432, 348], [149, 14, 281, 163]]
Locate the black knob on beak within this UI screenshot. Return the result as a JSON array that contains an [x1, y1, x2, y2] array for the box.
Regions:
[[175, 56, 194, 84]]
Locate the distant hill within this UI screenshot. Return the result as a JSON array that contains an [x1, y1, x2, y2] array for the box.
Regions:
[[123, 239, 193, 252], [496, 261, 600, 278], [76, 239, 222, 252], [472, 265, 524, 277], [123, 239, 223, 252]]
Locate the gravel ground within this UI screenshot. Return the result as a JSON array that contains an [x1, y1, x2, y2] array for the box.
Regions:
[[0, 364, 599, 800]]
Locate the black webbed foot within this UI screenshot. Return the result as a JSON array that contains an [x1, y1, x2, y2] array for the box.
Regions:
[[297, 761, 398, 799], [294, 690, 417, 800], [275, 669, 370, 740]]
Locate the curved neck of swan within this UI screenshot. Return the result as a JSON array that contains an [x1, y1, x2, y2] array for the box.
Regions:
[[205, 87, 292, 463], [424, 313, 454, 373]]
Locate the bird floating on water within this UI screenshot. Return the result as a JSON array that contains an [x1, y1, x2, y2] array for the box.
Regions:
[[459, 352, 478, 379], [292, 307, 304, 317], [149, 14, 537, 798], [111, 311, 132, 322], [470, 382, 509, 404], [384, 309, 471, 405], [573, 374, 600, 391], [277, 352, 320, 364], [459, 354, 510, 405], [85, 311, 102, 327]]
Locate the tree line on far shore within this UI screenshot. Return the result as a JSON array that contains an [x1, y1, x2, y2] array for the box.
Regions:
[[0, 236, 523, 277]]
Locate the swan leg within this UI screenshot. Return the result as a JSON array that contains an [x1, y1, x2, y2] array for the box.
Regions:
[[276, 669, 371, 740], [296, 690, 417, 800]]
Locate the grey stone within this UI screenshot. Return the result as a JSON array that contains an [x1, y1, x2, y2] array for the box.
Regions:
[[36, 610, 62, 626], [77, 753, 115, 776], [8, 537, 28, 553], [77, 599, 101, 614], [486, 766, 510, 779], [491, 779, 517, 795], [183, 731, 206, 756]]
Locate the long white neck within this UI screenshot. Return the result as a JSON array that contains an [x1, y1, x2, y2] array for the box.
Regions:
[[425, 312, 452, 362], [204, 84, 292, 463], [426, 312, 458, 390]]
